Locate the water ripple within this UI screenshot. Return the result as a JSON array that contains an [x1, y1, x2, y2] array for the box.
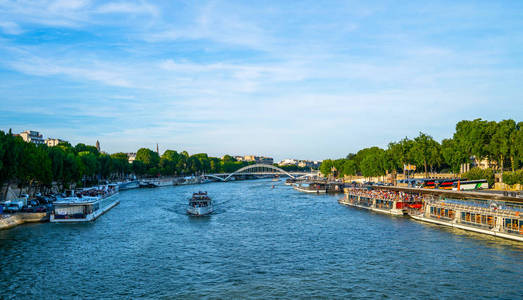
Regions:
[[1, 180, 522, 299]]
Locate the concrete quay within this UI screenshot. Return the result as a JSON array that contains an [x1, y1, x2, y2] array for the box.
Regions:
[[0, 212, 49, 230]]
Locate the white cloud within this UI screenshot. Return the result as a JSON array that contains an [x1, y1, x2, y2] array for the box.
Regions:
[[96, 2, 159, 16], [7, 57, 132, 87], [0, 21, 23, 34], [49, 0, 90, 12]]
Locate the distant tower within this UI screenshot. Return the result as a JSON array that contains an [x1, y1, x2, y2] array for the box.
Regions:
[[96, 140, 100, 152], [156, 143, 159, 155]]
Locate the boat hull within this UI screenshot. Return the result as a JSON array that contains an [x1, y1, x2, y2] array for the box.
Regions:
[[410, 213, 523, 242], [338, 199, 405, 215], [293, 185, 326, 193], [187, 206, 213, 216], [119, 181, 139, 190]]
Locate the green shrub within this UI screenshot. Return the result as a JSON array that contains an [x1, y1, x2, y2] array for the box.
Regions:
[[502, 170, 523, 185], [462, 168, 495, 187]]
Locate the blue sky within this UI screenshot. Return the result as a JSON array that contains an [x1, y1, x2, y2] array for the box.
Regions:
[[0, 0, 522, 161]]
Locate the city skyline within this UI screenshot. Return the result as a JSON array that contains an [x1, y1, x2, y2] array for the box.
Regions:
[[1, 1, 522, 161]]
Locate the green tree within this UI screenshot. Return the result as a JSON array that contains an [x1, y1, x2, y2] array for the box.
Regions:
[[78, 151, 100, 179], [341, 160, 357, 177], [410, 132, 440, 177], [454, 119, 491, 161], [74, 143, 100, 156], [462, 167, 495, 187], [111, 152, 131, 178], [48, 146, 66, 183], [62, 152, 80, 188], [98, 153, 113, 179], [319, 159, 334, 176], [0, 131, 23, 199], [135, 148, 160, 173], [132, 160, 147, 175], [441, 138, 465, 173], [159, 150, 180, 175], [515, 122, 523, 170], [489, 119, 516, 172], [509, 122, 521, 171], [222, 154, 236, 163], [192, 153, 211, 173]]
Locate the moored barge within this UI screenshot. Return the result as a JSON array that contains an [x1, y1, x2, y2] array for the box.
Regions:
[[367, 185, 523, 242], [410, 197, 522, 242], [339, 187, 422, 216], [293, 180, 344, 194], [293, 182, 327, 194], [51, 185, 119, 222]]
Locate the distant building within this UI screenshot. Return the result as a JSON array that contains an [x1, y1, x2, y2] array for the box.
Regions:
[[127, 153, 137, 163], [258, 157, 274, 165], [472, 156, 497, 170], [279, 159, 321, 169], [241, 155, 274, 164], [279, 159, 297, 166], [297, 161, 308, 168], [18, 130, 44, 145], [230, 155, 274, 164], [96, 140, 100, 152], [45, 138, 66, 147]]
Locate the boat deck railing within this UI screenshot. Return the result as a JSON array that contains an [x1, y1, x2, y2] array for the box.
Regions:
[[430, 201, 520, 218], [347, 192, 421, 203]]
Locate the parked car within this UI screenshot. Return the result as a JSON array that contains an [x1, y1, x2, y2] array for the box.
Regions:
[[5, 201, 24, 212]]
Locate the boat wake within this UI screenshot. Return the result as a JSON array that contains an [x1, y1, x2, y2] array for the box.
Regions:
[[163, 199, 231, 216]]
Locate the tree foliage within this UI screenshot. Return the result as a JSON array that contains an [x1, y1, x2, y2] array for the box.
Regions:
[[319, 118, 522, 178], [0, 130, 258, 198]]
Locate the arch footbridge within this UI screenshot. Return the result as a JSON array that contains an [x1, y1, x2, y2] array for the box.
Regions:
[[203, 164, 315, 182]]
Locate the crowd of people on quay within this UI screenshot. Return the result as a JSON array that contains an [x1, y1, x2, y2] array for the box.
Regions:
[[346, 187, 424, 203]]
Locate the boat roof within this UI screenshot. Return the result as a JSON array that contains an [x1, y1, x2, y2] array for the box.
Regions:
[[375, 185, 523, 204], [54, 197, 100, 205]]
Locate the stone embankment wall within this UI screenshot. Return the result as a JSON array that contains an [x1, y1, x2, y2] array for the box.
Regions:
[[494, 183, 522, 191], [0, 213, 49, 230]]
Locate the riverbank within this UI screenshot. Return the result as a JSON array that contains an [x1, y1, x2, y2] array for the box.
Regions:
[[0, 212, 49, 230]]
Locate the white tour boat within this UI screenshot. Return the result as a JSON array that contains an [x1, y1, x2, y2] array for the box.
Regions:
[[187, 191, 213, 216]]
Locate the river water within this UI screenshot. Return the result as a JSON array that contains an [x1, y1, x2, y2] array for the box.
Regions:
[[1, 180, 522, 299]]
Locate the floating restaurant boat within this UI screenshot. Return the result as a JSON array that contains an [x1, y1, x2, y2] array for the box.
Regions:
[[339, 187, 422, 215], [187, 191, 213, 216], [293, 180, 345, 194], [50, 185, 119, 223], [410, 196, 523, 242], [354, 185, 523, 242]]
